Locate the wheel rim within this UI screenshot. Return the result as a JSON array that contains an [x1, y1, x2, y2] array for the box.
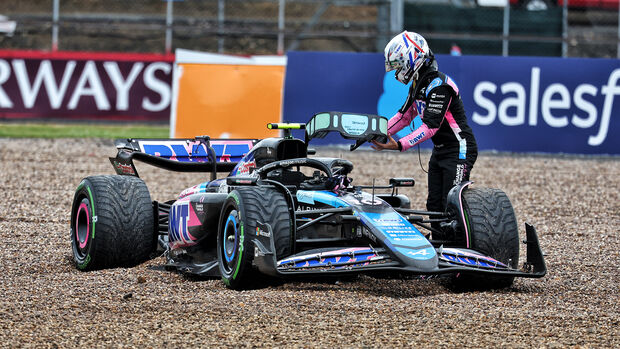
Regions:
[[74, 197, 91, 258], [222, 210, 239, 274]]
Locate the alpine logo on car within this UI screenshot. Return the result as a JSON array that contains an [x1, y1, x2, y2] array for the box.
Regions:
[[408, 249, 431, 256]]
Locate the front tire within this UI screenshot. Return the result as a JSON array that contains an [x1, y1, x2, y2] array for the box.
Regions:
[[70, 175, 155, 270], [453, 187, 519, 290], [217, 187, 292, 289]]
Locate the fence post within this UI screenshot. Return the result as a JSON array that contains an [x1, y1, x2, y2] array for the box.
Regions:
[[288, 1, 330, 51], [562, 0, 568, 57], [52, 0, 59, 51], [390, 0, 403, 36], [165, 0, 174, 54], [218, 0, 225, 53], [278, 0, 285, 55], [502, 3, 509, 57], [376, 1, 389, 51], [617, 0, 620, 58]]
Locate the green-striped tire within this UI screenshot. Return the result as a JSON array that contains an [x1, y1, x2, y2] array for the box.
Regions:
[[453, 187, 520, 290], [217, 187, 292, 290], [70, 175, 155, 270]]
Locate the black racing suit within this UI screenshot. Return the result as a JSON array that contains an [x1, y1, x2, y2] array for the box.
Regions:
[[387, 68, 478, 214]]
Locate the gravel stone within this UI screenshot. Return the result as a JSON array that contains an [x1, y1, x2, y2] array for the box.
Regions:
[[0, 138, 618, 347]]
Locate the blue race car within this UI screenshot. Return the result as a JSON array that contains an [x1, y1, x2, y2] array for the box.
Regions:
[[70, 112, 546, 290]]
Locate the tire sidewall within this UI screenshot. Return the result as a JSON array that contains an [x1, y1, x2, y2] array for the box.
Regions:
[[70, 179, 97, 270], [217, 190, 250, 288]]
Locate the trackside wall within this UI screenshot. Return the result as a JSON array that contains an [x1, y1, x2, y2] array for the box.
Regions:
[[283, 52, 619, 155], [0, 49, 617, 155], [169, 49, 285, 139], [0, 50, 173, 122]]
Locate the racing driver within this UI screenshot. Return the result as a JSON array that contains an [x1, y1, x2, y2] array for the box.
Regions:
[[371, 31, 478, 235]]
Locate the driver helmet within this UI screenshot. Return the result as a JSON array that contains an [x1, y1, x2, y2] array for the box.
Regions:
[[384, 31, 432, 85]]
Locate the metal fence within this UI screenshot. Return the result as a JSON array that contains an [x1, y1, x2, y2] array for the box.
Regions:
[[0, 0, 618, 58]]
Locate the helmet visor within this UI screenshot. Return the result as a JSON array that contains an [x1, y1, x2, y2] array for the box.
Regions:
[[385, 60, 398, 72]]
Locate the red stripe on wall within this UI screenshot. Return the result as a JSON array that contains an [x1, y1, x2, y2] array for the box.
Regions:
[[0, 50, 174, 62], [0, 112, 168, 122]]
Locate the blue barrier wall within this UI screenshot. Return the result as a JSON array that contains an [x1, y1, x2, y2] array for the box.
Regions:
[[282, 51, 619, 155]]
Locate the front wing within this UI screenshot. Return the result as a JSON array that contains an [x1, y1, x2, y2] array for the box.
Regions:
[[252, 223, 546, 279]]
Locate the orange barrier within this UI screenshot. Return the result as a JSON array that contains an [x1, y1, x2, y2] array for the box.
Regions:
[[171, 50, 286, 138]]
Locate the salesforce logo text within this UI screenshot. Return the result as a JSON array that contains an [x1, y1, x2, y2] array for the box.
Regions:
[[472, 67, 617, 146]]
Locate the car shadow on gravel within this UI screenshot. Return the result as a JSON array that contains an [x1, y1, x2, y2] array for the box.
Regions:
[[144, 267, 447, 295], [276, 274, 546, 299], [153, 267, 289, 291], [276, 274, 450, 299], [145, 265, 546, 296]]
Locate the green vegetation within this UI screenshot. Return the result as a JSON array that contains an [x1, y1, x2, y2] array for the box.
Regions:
[[0, 123, 169, 139]]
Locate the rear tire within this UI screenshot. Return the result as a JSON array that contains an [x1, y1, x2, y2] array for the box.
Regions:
[[217, 187, 292, 289], [452, 187, 519, 290], [70, 175, 155, 270]]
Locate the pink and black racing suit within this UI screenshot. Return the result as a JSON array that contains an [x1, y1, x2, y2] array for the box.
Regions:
[[388, 70, 478, 214]]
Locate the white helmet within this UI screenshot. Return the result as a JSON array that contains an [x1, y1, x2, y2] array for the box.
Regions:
[[384, 31, 432, 85]]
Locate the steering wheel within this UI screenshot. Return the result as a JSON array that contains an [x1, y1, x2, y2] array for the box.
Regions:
[[255, 158, 333, 179]]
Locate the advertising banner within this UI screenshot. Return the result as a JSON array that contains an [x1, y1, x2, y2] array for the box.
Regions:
[[0, 50, 173, 122], [282, 51, 386, 144], [171, 49, 286, 139], [283, 51, 619, 155], [443, 55, 619, 155]]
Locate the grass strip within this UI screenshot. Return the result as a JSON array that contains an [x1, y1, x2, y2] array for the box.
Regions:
[[0, 123, 170, 139]]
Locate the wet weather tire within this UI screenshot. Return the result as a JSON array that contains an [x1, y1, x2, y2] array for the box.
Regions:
[[70, 175, 155, 270], [217, 187, 292, 290], [453, 187, 519, 290]]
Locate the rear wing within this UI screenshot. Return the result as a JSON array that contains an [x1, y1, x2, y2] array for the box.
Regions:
[[109, 137, 258, 179]]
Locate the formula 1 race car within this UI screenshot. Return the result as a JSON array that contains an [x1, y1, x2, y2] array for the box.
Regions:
[[70, 112, 546, 290]]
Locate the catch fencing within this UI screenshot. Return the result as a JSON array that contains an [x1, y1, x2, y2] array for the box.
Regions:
[[0, 0, 619, 58]]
